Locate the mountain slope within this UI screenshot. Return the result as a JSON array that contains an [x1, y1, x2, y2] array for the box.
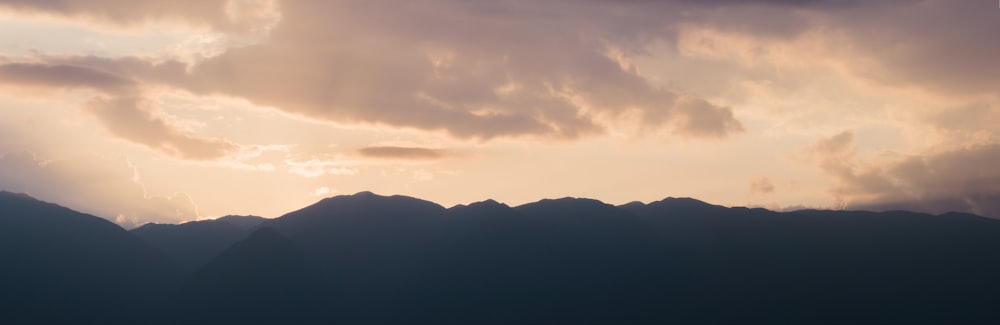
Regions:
[[131, 215, 266, 272], [168, 227, 327, 324], [0, 191, 179, 324]]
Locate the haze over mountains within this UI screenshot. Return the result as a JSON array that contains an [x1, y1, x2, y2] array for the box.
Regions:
[[3, 190, 1000, 324]]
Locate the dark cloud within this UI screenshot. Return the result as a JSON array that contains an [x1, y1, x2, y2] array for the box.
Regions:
[[0, 152, 199, 227], [358, 146, 446, 160], [0, 63, 134, 91], [806, 131, 1000, 218]]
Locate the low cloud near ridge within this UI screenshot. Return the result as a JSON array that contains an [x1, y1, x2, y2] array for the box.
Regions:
[[805, 131, 1000, 218], [0, 152, 199, 227]]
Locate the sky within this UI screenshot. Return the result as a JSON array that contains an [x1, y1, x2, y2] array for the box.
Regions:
[[0, 0, 998, 227]]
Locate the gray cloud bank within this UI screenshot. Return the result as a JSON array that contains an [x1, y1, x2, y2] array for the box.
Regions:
[[806, 131, 1000, 219]]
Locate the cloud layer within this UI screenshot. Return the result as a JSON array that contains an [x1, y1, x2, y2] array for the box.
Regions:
[[2, 0, 750, 141], [0, 61, 240, 160], [9, 1, 995, 144]]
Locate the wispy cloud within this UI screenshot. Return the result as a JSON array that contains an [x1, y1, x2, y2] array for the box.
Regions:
[[285, 159, 358, 178], [357, 146, 446, 160]]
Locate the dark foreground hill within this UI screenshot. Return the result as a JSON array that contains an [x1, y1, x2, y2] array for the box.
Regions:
[[4, 190, 1000, 324], [131, 215, 266, 272], [0, 191, 179, 324]]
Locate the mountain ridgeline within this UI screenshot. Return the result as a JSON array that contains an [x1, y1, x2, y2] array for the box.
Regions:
[[3, 190, 1000, 324]]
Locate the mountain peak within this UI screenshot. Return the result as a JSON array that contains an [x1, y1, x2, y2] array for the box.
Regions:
[[309, 191, 444, 211], [469, 199, 506, 208], [353, 190, 380, 197], [519, 197, 613, 209], [619, 201, 646, 208], [0, 190, 36, 201], [649, 197, 721, 210]]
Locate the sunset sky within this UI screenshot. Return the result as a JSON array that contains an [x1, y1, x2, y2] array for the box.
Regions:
[[0, 0, 998, 227]]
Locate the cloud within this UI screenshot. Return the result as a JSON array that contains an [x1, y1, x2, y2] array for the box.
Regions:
[[311, 186, 334, 197], [84, 94, 239, 160], [672, 0, 1000, 97], [804, 130, 854, 159], [358, 146, 446, 160], [0, 0, 280, 32], [285, 159, 358, 178], [0, 152, 199, 227], [6, 0, 747, 140], [749, 177, 775, 196], [0, 62, 241, 160], [6, 1, 995, 143], [928, 102, 1000, 135], [822, 1, 1000, 96], [0, 63, 133, 91], [804, 131, 1000, 218], [675, 0, 870, 8]]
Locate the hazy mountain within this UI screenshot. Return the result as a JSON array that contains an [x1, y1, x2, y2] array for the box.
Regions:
[[0, 191, 179, 324], [131, 215, 266, 272], [6, 190, 1000, 324]]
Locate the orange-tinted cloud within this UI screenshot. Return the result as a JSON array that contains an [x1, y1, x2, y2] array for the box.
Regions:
[[84, 95, 239, 160], [0, 0, 278, 32], [11, 1, 747, 140], [749, 177, 776, 196], [358, 146, 445, 160], [0, 62, 240, 160]]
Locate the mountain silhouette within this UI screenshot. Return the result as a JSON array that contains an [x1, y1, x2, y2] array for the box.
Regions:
[[5, 190, 1000, 324], [215, 215, 268, 229], [131, 215, 266, 272], [168, 226, 328, 324], [0, 191, 179, 324], [625, 199, 1000, 323], [259, 191, 453, 323]]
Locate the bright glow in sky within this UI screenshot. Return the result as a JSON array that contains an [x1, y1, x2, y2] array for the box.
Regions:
[[1, 0, 998, 227]]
